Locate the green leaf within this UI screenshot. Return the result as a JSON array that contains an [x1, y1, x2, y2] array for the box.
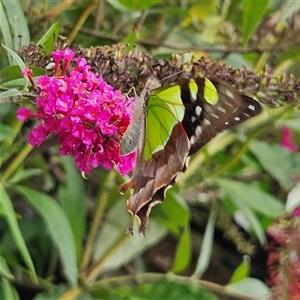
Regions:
[[242, 0, 269, 45], [171, 225, 192, 273], [218, 179, 284, 217], [38, 22, 60, 55], [58, 156, 86, 260], [0, 65, 46, 85], [229, 256, 251, 284], [152, 189, 190, 234], [117, 0, 161, 11], [0, 123, 15, 142], [15, 185, 78, 287], [250, 140, 300, 190], [93, 199, 167, 273], [0, 1, 13, 63], [0, 89, 22, 98], [279, 0, 300, 22], [0, 65, 25, 86], [192, 204, 217, 278], [226, 278, 270, 298], [97, 279, 218, 300], [1, 0, 30, 49], [8, 169, 43, 185], [32, 285, 68, 300], [0, 183, 37, 281], [286, 182, 300, 214], [0, 278, 20, 300], [0, 255, 14, 280]]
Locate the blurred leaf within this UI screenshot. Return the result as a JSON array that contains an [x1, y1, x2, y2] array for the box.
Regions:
[[33, 285, 68, 300], [279, 0, 300, 22], [0, 123, 15, 142], [0, 278, 20, 300], [242, 0, 269, 45], [0, 145, 19, 166], [192, 204, 217, 278], [58, 156, 86, 260], [15, 185, 78, 287], [171, 225, 192, 273], [226, 277, 270, 298], [96, 278, 218, 300], [8, 169, 42, 185], [286, 182, 300, 214], [93, 199, 167, 273], [0, 65, 46, 85], [218, 179, 284, 217], [0, 1, 13, 64], [38, 21, 60, 55], [250, 140, 300, 190], [0, 89, 22, 98], [181, 1, 218, 28], [117, 0, 161, 11], [1, 0, 30, 49], [229, 256, 251, 284], [0, 255, 14, 280], [0, 183, 37, 281], [0, 65, 25, 85], [152, 189, 190, 234], [1, 45, 27, 88]]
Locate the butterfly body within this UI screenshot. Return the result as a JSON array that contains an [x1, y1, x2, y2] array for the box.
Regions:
[[120, 77, 261, 234]]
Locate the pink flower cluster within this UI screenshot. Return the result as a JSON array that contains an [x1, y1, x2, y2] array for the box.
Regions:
[[17, 48, 135, 175]]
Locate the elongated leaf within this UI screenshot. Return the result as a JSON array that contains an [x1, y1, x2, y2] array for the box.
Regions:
[[250, 140, 300, 190], [0, 255, 14, 280], [152, 189, 190, 234], [279, 0, 300, 22], [226, 278, 270, 298], [192, 204, 217, 278], [171, 225, 192, 273], [58, 156, 86, 260], [15, 186, 78, 287], [2, 0, 30, 48], [217, 179, 269, 244], [0, 89, 22, 98], [242, 0, 269, 45], [229, 256, 251, 284], [93, 199, 167, 273], [218, 179, 284, 217], [0, 278, 20, 300], [0, 1, 13, 64], [0, 65, 46, 85], [0, 183, 37, 281], [286, 182, 300, 214], [94, 279, 217, 300], [38, 21, 60, 55], [118, 0, 161, 11]]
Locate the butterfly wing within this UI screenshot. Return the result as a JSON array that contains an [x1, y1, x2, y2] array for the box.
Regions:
[[120, 84, 190, 234], [120, 78, 261, 234], [180, 78, 262, 154]]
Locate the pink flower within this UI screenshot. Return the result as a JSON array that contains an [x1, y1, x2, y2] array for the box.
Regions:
[[266, 212, 300, 299], [280, 126, 297, 153], [17, 48, 135, 175]]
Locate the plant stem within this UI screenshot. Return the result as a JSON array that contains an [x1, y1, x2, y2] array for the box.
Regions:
[[80, 171, 116, 271], [85, 233, 129, 284], [1, 143, 33, 182]]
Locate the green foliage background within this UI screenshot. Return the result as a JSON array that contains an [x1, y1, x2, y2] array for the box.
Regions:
[[1, 1, 300, 299]]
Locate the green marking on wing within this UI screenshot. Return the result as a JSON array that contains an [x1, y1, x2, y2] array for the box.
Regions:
[[189, 79, 198, 101], [204, 78, 219, 105], [144, 84, 185, 160]]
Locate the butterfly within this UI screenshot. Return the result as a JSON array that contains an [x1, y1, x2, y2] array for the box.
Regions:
[[119, 77, 261, 234]]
